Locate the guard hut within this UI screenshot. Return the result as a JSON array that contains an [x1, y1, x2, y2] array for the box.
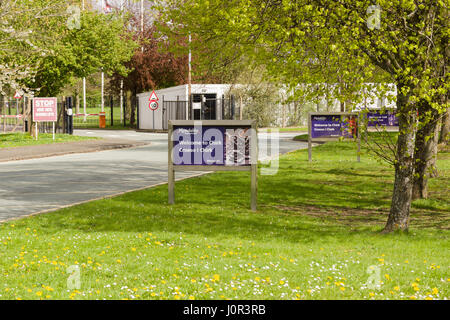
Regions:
[[137, 84, 236, 131]]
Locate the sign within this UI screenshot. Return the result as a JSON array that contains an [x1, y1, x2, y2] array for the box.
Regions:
[[366, 110, 398, 127], [148, 90, 159, 111], [310, 114, 357, 139], [33, 97, 58, 122], [308, 112, 360, 162], [14, 91, 22, 99], [172, 126, 251, 166], [168, 120, 258, 210]]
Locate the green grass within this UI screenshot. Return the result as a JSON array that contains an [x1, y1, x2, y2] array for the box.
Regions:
[[0, 133, 97, 148], [0, 140, 448, 300], [261, 127, 308, 132]]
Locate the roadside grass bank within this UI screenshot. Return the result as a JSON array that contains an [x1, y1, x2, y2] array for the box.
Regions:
[[0, 139, 448, 300], [0, 133, 98, 148]]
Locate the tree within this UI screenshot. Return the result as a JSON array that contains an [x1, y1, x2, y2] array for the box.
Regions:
[[159, 0, 449, 233], [109, 5, 188, 125], [25, 9, 137, 97]]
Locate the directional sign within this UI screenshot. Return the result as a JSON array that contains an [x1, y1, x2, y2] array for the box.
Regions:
[[148, 90, 159, 111]]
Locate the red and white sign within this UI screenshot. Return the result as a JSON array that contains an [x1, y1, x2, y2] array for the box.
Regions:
[[33, 97, 58, 122], [148, 90, 159, 111], [14, 91, 22, 99]]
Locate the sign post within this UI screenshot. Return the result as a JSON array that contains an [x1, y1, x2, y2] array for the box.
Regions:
[[308, 112, 360, 162], [168, 120, 258, 211], [32, 97, 58, 140]]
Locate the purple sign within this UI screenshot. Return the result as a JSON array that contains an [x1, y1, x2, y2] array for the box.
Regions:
[[172, 126, 251, 166], [310, 115, 357, 139], [367, 110, 398, 127]]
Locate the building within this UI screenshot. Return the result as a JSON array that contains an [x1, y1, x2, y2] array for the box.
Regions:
[[137, 84, 236, 131]]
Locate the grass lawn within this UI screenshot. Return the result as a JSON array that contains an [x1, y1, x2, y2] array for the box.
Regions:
[[0, 133, 97, 149], [0, 139, 448, 300], [261, 127, 308, 132]]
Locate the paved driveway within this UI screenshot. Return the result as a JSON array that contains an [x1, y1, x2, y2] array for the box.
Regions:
[[0, 130, 307, 222]]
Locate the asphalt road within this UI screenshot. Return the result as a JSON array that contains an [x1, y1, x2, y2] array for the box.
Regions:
[[0, 130, 307, 222]]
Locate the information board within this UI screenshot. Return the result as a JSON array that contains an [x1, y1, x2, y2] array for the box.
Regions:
[[310, 114, 358, 139], [168, 120, 258, 210], [308, 112, 360, 162], [172, 126, 251, 166], [366, 110, 398, 127]]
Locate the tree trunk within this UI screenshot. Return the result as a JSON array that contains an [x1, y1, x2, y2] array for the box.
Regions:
[[383, 94, 417, 233], [439, 107, 449, 144], [412, 103, 440, 200]]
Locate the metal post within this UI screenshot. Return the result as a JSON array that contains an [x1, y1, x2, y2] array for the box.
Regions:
[[101, 71, 104, 113], [83, 77, 87, 122], [168, 122, 175, 204], [66, 96, 73, 135]]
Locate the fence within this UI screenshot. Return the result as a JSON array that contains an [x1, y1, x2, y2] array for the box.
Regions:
[[73, 95, 137, 129]]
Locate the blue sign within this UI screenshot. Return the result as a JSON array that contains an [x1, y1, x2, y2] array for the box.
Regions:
[[366, 110, 398, 127], [310, 115, 357, 139], [172, 126, 251, 166]]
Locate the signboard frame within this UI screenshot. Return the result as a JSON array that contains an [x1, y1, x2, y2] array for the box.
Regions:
[[32, 97, 58, 140], [308, 112, 361, 162], [168, 120, 258, 211]]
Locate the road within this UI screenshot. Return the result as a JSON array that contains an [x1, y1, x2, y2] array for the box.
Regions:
[[0, 130, 307, 222]]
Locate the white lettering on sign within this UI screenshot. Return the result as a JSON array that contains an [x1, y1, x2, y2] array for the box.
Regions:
[[33, 97, 58, 122]]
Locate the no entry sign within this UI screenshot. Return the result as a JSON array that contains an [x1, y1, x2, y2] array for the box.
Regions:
[[33, 97, 58, 122]]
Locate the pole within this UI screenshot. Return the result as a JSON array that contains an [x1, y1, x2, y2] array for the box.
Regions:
[[110, 96, 114, 127], [101, 71, 104, 113], [120, 80, 123, 123], [308, 113, 312, 162], [82, 0, 86, 122], [52, 122, 55, 140], [83, 77, 87, 122], [357, 113, 361, 162], [140, 0, 144, 52], [251, 121, 258, 211], [188, 32, 192, 120], [168, 122, 174, 204]]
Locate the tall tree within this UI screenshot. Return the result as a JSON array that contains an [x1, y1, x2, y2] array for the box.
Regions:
[[159, 0, 449, 232]]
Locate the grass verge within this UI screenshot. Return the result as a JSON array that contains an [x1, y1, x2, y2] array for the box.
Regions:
[[0, 133, 97, 148], [0, 139, 448, 300]]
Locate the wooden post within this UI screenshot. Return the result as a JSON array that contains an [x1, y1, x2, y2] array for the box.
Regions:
[[308, 113, 312, 162], [251, 121, 258, 211], [239, 95, 243, 120], [357, 113, 361, 162], [168, 121, 175, 204]]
